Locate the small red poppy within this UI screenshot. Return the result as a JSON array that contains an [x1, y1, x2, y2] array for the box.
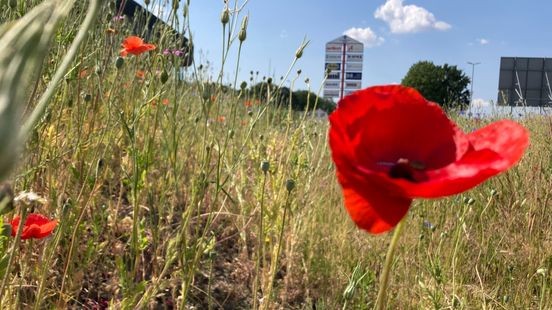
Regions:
[[10, 213, 58, 239], [135, 70, 145, 79], [120, 36, 156, 57], [329, 85, 529, 234]]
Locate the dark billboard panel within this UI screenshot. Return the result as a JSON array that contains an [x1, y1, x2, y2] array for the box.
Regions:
[[497, 57, 552, 107]]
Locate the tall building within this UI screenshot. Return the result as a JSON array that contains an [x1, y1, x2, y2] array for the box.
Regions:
[[323, 35, 364, 102]]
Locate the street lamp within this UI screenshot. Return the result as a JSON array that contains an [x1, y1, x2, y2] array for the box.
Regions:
[[467, 61, 481, 104]]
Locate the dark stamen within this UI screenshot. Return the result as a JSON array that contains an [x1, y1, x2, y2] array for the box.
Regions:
[[386, 158, 425, 182]]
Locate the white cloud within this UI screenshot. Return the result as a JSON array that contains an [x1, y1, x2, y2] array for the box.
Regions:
[[374, 0, 451, 34], [343, 27, 384, 47], [478, 38, 489, 45], [471, 98, 491, 108]]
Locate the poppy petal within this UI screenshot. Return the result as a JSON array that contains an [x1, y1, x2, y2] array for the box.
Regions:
[[9, 214, 57, 239], [36, 220, 58, 238], [394, 120, 529, 198], [337, 172, 412, 234], [330, 85, 469, 171], [122, 36, 143, 49]]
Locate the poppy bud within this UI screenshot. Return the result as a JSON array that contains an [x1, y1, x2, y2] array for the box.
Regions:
[[297, 69, 302, 75], [240, 81, 247, 90], [295, 38, 310, 59], [267, 77, 272, 85], [109, 1, 116, 11], [260, 161, 269, 173], [285, 179, 295, 192], [8, 0, 16, 9], [83, 93, 92, 102], [238, 15, 248, 42], [160, 70, 169, 84], [144, 0, 150, 5], [247, 110, 253, 117], [172, 0, 179, 11], [228, 129, 234, 139], [221, 8, 230, 25], [115, 56, 124, 69]]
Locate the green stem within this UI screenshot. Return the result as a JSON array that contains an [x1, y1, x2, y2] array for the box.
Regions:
[[375, 218, 405, 310]]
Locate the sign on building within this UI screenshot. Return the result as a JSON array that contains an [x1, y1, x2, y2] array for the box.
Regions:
[[323, 35, 364, 101], [497, 57, 552, 107]]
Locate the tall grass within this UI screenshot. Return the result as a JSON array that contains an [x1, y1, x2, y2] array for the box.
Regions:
[[0, 1, 550, 309]]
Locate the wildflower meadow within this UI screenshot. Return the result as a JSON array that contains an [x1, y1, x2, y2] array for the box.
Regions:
[[0, 0, 550, 309]]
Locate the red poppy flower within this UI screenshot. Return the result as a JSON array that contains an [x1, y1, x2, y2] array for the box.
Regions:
[[120, 36, 156, 57], [329, 85, 529, 234], [135, 70, 145, 79], [10, 214, 58, 239]]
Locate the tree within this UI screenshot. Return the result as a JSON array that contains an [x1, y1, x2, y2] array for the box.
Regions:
[[248, 83, 335, 113], [401, 61, 471, 109]]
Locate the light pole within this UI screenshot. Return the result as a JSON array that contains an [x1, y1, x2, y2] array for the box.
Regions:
[[467, 61, 480, 104]]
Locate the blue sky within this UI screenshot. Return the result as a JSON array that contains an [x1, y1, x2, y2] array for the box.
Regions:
[[138, 0, 552, 106]]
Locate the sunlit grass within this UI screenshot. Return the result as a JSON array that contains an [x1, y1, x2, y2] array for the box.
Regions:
[[0, 1, 550, 309]]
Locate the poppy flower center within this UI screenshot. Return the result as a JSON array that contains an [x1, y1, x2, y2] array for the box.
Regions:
[[384, 158, 426, 182]]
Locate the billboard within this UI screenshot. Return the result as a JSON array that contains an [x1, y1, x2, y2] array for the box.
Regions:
[[323, 35, 364, 101], [497, 57, 552, 107]]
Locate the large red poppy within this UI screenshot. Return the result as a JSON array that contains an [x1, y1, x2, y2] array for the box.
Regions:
[[120, 36, 156, 57], [329, 85, 529, 234], [10, 213, 58, 240]]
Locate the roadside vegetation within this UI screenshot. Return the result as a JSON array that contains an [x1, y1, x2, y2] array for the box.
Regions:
[[0, 1, 550, 308]]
